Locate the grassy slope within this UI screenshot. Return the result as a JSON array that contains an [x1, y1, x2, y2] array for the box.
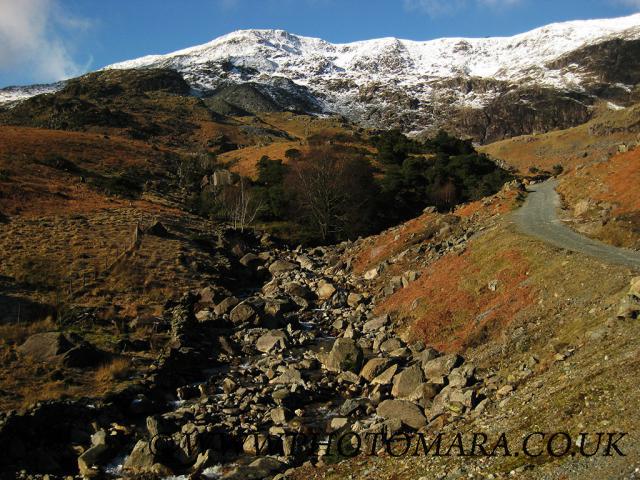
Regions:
[[0, 126, 224, 410]]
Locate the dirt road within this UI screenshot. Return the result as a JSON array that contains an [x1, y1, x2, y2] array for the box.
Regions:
[[514, 179, 640, 270]]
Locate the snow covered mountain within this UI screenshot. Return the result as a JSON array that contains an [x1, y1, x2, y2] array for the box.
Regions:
[[3, 14, 640, 141]]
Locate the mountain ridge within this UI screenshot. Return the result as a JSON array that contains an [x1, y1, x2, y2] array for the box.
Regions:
[[2, 14, 640, 141]]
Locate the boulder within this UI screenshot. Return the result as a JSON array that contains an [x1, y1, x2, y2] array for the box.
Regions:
[[371, 364, 399, 385], [364, 268, 379, 280], [192, 449, 222, 474], [363, 314, 389, 333], [317, 281, 337, 300], [268, 260, 298, 274], [415, 347, 440, 365], [222, 378, 238, 394], [360, 358, 392, 382], [214, 296, 239, 316], [270, 407, 292, 425], [229, 302, 257, 324], [284, 282, 314, 300], [61, 343, 109, 368], [256, 331, 288, 353], [347, 293, 364, 308], [223, 457, 284, 480], [339, 398, 373, 416], [376, 400, 427, 430], [423, 353, 463, 379], [630, 276, 640, 298], [379, 338, 403, 353], [195, 309, 214, 322], [243, 434, 270, 455], [324, 338, 363, 373], [123, 440, 159, 473], [391, 364, 425, 399], [17, 332, 107, 367], [296, 255, 315, 270], [448, 364, 475, 388], [263, 298, 295, 319], [617, 277, 640, 319], [617, 298, 640, 319], [270, 368, 304, 385], [145, 221, 170, 237], [77, 430, 110, 477], [239, 253, 261, 268], [17, 332, 74, 361]]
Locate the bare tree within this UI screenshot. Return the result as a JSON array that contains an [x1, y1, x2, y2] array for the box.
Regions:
[[217, 178, 263, 232], [286, 145, 377, 241]]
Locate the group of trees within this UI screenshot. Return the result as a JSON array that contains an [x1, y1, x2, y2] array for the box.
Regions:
[[189, 129, 511, 244], [376, 130, 512, 222]]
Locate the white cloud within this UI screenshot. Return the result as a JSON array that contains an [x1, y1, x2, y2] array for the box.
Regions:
[[0, 0, 90, 84], [404, 0, 523, 16]]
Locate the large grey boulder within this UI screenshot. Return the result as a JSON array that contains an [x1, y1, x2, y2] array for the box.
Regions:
[[17, 332, 73, 361], [284, 282, 314, 300], [371, 364, 399, 385], [363, 314, 389, 333], [223, 457, 285, 480], [123, 440, 159, 473], [423, 353, 463, 379], [17, 331, 107, 367], [391, 364, 425, 399], [360, 358, 393, 382], [617, 276, 640, 319], [376, 399, 427, 430], [270, 367, 304, 385], [78, 430, 110, 477], [316, 280, 337, 300], [239, 253, 262, 268], [324, 338, 363, 373]]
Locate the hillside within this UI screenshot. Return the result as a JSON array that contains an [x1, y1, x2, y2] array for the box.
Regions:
[[1, 15, 640, 480], [481, 102, 640, 174]]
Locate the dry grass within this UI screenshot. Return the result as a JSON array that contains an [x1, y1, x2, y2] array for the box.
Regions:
[[558, 147, 640, 248], [350, 189, 520, 275], [0, 317, 56, 346], [376, 227, 538, 352], [94, 357, 131, 383]]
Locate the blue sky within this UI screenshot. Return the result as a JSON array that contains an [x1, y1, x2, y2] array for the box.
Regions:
[[1, 0, 639, 87]]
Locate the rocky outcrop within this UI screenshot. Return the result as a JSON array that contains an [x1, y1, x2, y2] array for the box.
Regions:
[[617, 277, 640, 319]]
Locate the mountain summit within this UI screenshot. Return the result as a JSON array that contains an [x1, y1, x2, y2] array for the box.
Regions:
[[3, 14, 640, 141]]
